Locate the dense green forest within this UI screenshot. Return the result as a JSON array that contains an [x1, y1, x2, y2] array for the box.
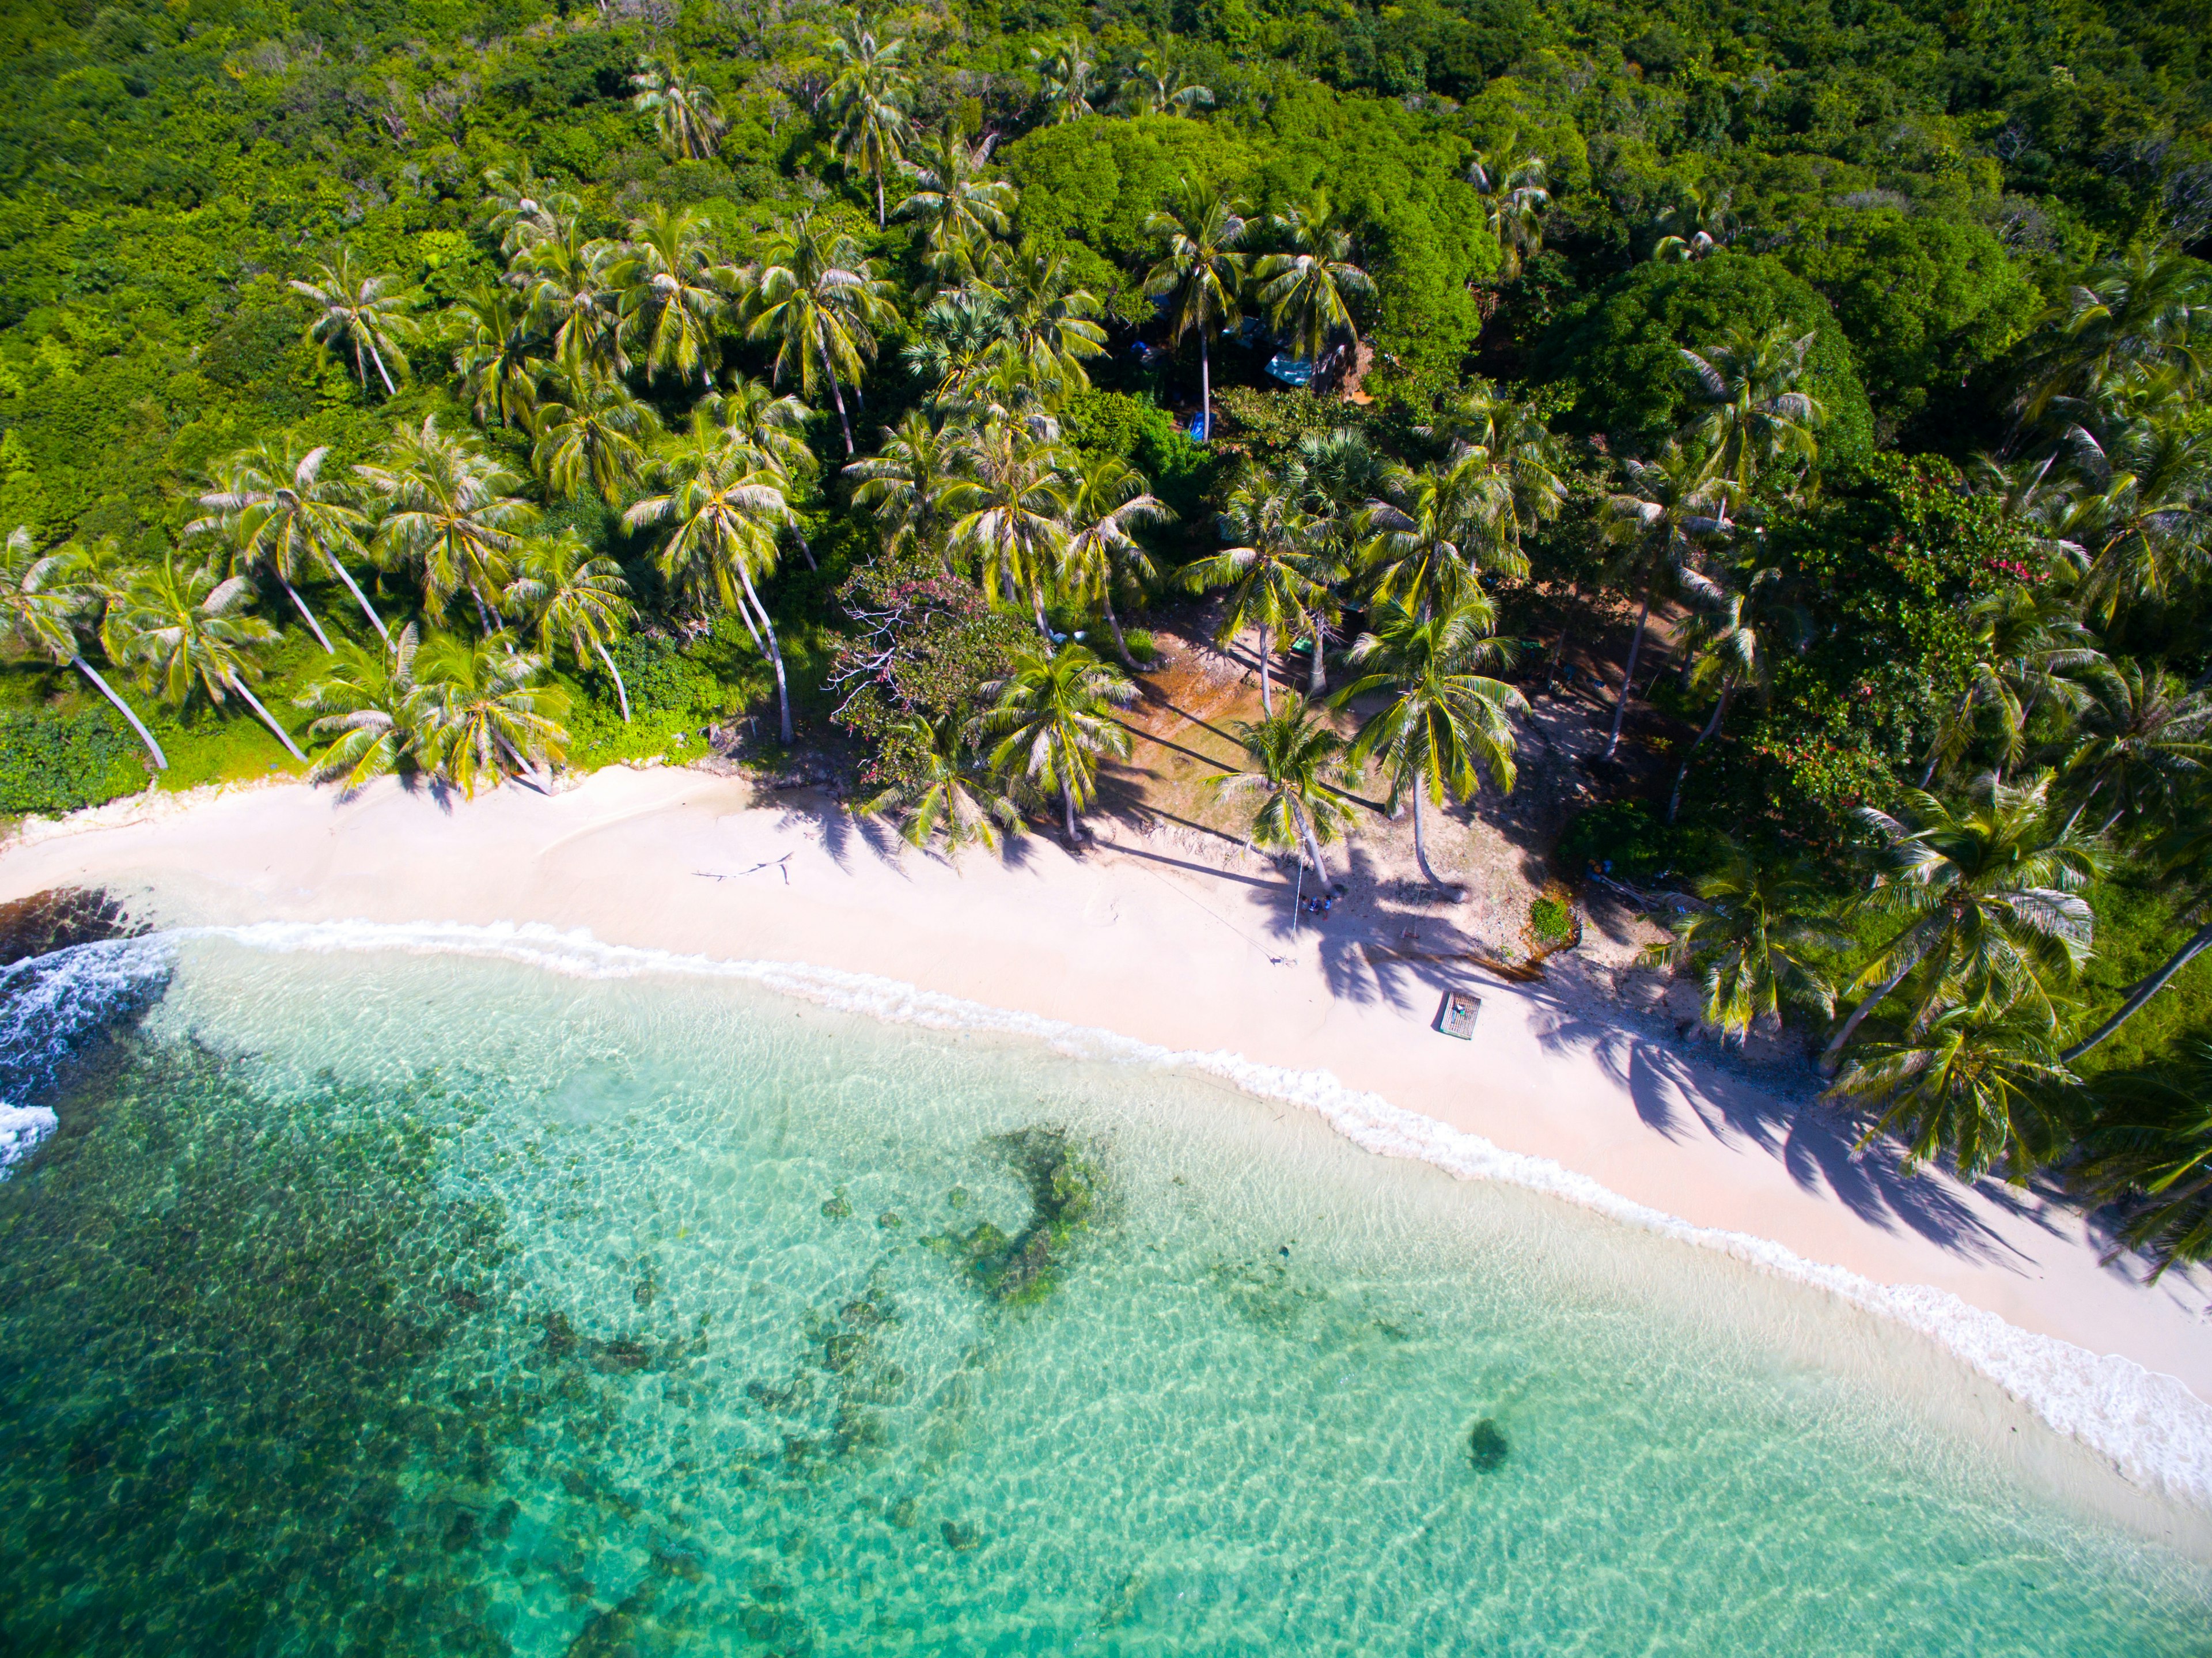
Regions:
[[0, 1, 2207, 1258]]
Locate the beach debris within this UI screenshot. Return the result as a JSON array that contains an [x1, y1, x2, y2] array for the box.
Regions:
[[1436, 990, 1483, 1039], [1467, 1418, 1510, 1472]]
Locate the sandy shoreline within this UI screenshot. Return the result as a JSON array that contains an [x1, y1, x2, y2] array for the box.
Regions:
[[8, 766, 2212, 1505]]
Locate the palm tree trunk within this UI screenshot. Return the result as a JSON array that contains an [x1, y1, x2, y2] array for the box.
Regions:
[[876, 170, 887, 229], [1101, 589, 1137, 668], [1032, 585, 1052, 641], [1062, 778, 1079, 845], [2062, 921, 2212, 1063], [1199, 332, 1212, 442], [1293, 798, 1328, 883], [1410, 785, 1447, 889], [72, 656, 167, 770], [366, 335, 397, 398], [1603, 581, 1652, 760], [734, 565, 794, 745], [1256, 622, 1273, 714], [226, 671, 307, 762], [322, 552, 390, 644], [818, 339, 855, 456], [592, 636, 632, 722], [1820, 948, 1921, 1074], [1666, 679, 1732, 825], [1308, 618, 1327, 695], [281, 579, 335, 653]]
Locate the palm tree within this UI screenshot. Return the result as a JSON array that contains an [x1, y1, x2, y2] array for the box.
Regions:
[[2019, 248, 2212, 423], [1213, 703, 1358, 882], [828, 21, 915, 227], [1646, 844, 1842, 1043], [1918, 581, 2103, 788], [896, 122, 1017, 270], [861, 713, 1022, 853], [1142, 179, 1248, 442], [2051, 408, 2212, 623], [944, 413, 1073, 632], [1357, 449, 1521, 617], [449, 282, 543, 430], [1029, 38, 1097, 123], [1117, 50, 1213, 117], [185, 438, 387, 645], [290, 250, 416, 396], [296, 624, 427, 791], [1827, 1004, 2074, 1179], [1599, 445, 1726, 760], [701, 376, 817, 485], [631, 55, 725, 160], [844, 410, 965, 563], [1423, 380, 1568, 540], [607, 205, 724, 387], [479, 161, 579, 255], [1183, 466, 1330, 714], [411, 633, 570, 796], [624, 441, 798, 743], [108, 554, 305, 760], [1336, 595, 1526, 889], [1679, 325, 1824, 506], [998, 243, 1108, 401], [1664, 559, 1787, 824], [0, 527, 167, 769], [514, 217, 625, 381], [746, 212, 899, 457], [976, 642, 1135, 844], [503, 529, 637, 722], [2078, 1042, 2212, 1277], [2061, 812, 2212, 1062], [2058, 661, 2210, 834], [531, 376, 658, 502], [904, 287, 1017, 405], [1254, 200, 1372, 369], [1467, 152, 1551, 281], [355, 415, 538, 633], [1059, 453, 1172, 667], [1818, 773, 2101, 1073]]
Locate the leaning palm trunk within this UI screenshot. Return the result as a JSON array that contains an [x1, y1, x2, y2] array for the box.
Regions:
[[1666, 679, 1733, 825], [817, 338, 855, 456], [1603, 584, 1652, 760], [226, 671, 307, 762], [322, 552, 390, 644], [1293, 798, 1327, 883], [1307, 620, 1327, 696], [280, 578, 335, 653], [733, 565, 794, 744], [73, 655, 167, 770], [365, 335, 397, 397], [1199, 332, 1213, 442], [1410, 786, 1448, 890], [592, 637, 632, 722], [2062, 921, 2212, 1062], [1062, 778, 1080, 845], [1101, 589, 1137, 668], [1256, 623, 1273, 714], [1819, 949, 1920, 1075]]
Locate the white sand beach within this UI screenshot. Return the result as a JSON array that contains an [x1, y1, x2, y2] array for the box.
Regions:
[[7, 766, 2212, 1503]]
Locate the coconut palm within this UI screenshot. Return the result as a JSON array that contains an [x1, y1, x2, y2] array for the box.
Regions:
[[701, 376, 817, 485], [1646, 843, 1843, 1042], [503, 529, 637, 722], [2051, 408, 2212, 623], [1918, 581, 2103, 788], [514, 217, 625, 381], [290, 249, 417, 396], [2061, 812, 2212, 1062], [2078, 1042, 2212, 1277], [607, 205, 724, 387], [631, 55, 725, 160], [2020, 248, 2212, 423], [624, 440, 798, 743], [1468, 152, 1551, 282], [296, 624, 427, 791], [355, 415, 537, 632], [1117, 50, 1213, 118], [0, 527, 167, 769], [1422, 380, 1569, 540], [898, 130, 1018, 297], [942, 414, 1073, 633], [1213, 703, 1358, 881], [998, 243, 1108, 401], [1679, 325, 1825, 506], [1254, 200, 1373, 369], [861, 713, 1022, 853], [531, 376, 658, 502], [844, 409, 965, 562], [976, 642, 1135, 844], [1599, 445, 1728, 760], [1142, 179, 1248, 442], [479, 161, 580, 255], [2057, 661, 2211, 834], [1336, 595, 1527, 890], [827, 21, 915, 227], [1029, 38, 1097, 123], [1183, 467, 1330, 714], [107, 553, 305, 760], [1058, 453, 1172, 667], [1827, 1004, 2074, 1179], [1357, 449, 1521, 617], [186, 437, 387, 645], [449, 282, 543, 430], [411, 633, 570, 796], [746, 211, 900, 457], [1818, 773, 2102, 1073], [1664, 559, 1790, 824]]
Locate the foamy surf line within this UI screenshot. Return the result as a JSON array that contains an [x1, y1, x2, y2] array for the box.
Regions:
[[161, 915, 2212, 1511]]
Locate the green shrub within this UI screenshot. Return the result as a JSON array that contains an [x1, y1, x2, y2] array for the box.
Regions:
[[0, 706, 150, 816], [1528, 894, 1576, 945]]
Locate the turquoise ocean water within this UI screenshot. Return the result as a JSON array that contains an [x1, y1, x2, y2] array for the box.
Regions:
[[1, 928, 2209, 1655]]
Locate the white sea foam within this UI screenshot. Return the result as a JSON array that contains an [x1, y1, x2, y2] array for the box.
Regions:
[[0, 1104, 57, 1174], [137, 915, 2212, 1511]]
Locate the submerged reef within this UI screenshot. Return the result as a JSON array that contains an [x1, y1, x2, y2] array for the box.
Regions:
[[0, 887, 142, 970], [1468, 1419, 1510, 1474], [932, 1125, 1108, 1307]]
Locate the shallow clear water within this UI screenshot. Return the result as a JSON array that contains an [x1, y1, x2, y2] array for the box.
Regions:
[[2, 934, 2209, 1656]]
